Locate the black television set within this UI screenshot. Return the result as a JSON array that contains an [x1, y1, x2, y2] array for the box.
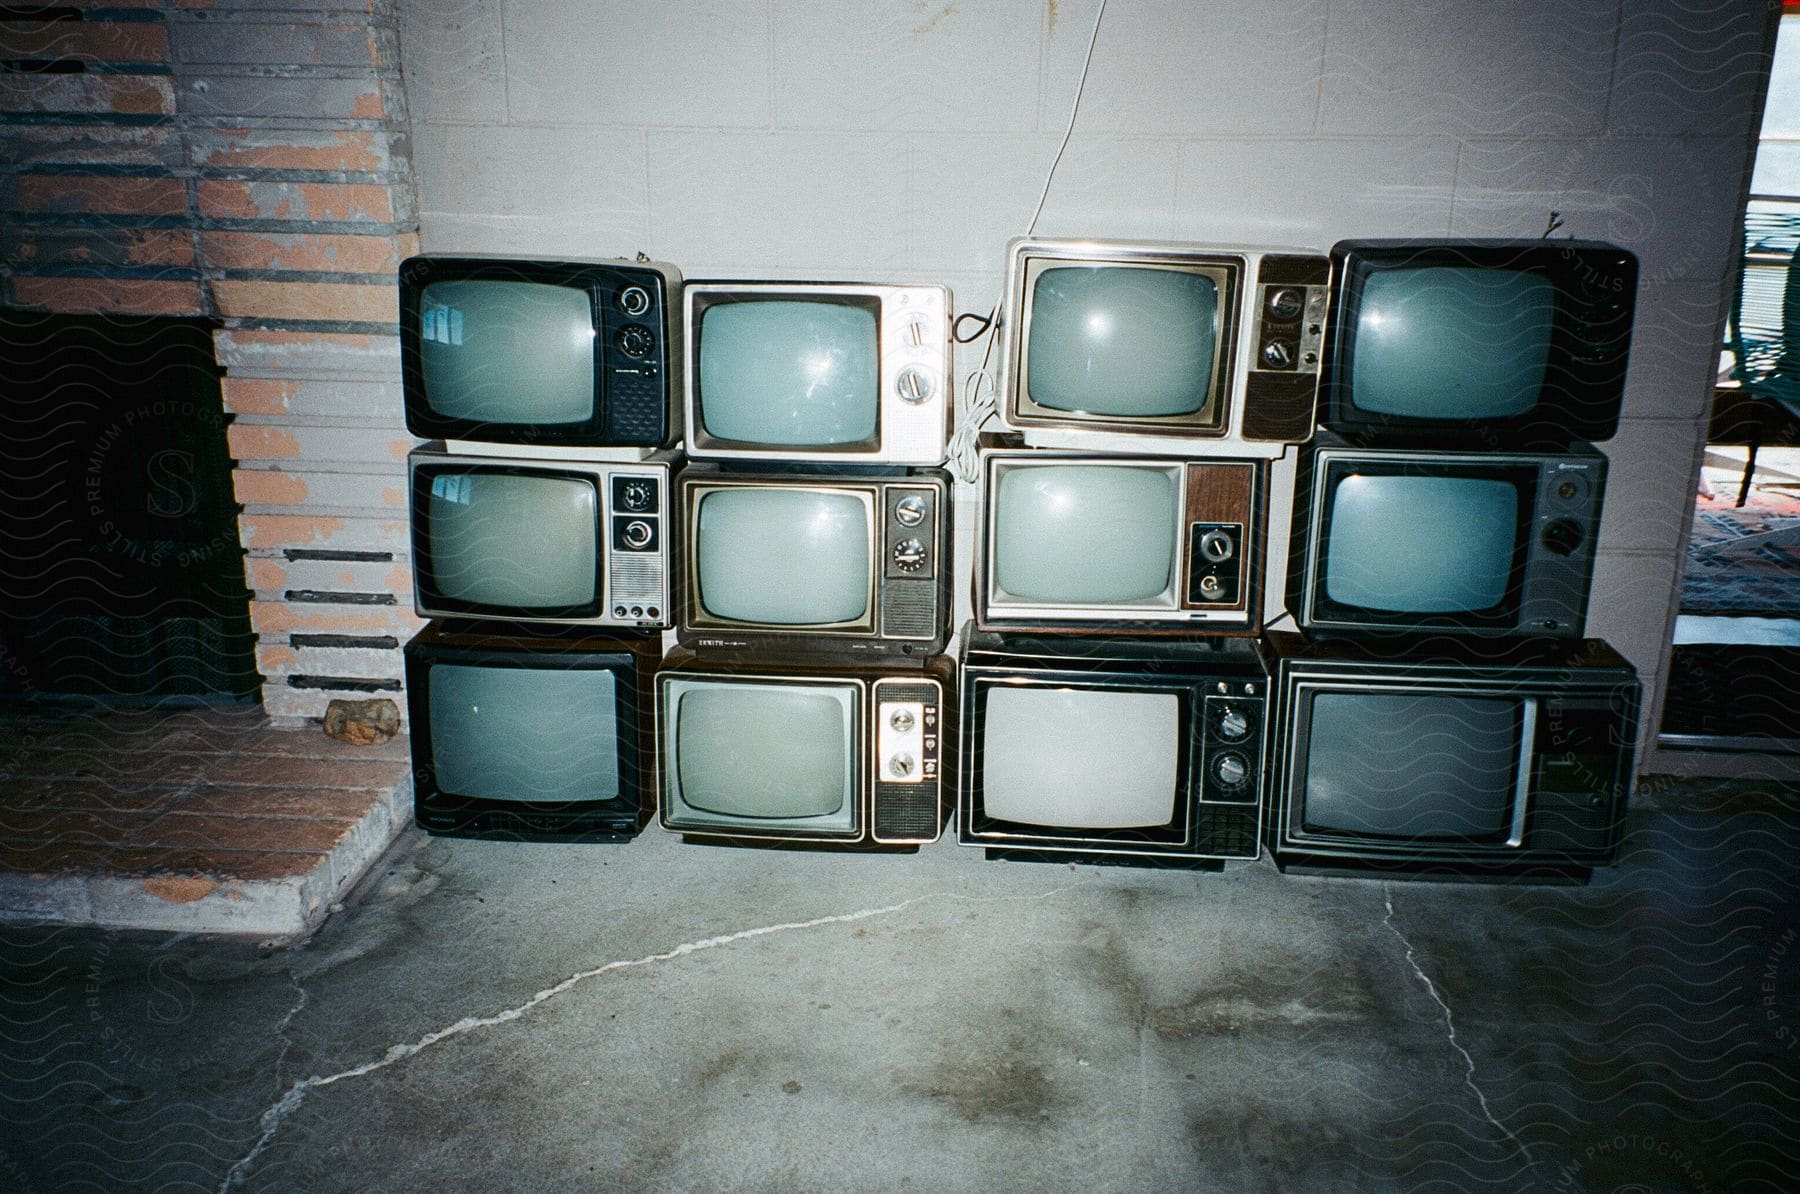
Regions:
[[958, 629, 1266, 865], [999, 237, 1330, 455], [405, 623, 659, 841], [675, 464, 951, 657], [399, 254, 682, 451], [655, 647, 954, 850], [1321, 239, 1637, 447], [683, 280, 951, 465], [1262, 632, 1638, 881], [1289, 436, 1605, 639], [974, 449, 1264, 635], [408, 444, 674, 630]]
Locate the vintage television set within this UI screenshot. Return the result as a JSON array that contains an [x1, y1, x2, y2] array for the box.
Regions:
[[683, 280, 951, 465], [1262, 632, 1638, 880], [399, 254, 682, 452], [405, 623, 658, 841], [1289, 436, 1605, 639], [958, 630, 1266, 865], [655, 648, 954, 849], [675, 465, 951, 656], [1321, 239, 1637, 447], [409, 444, 674, 630], [975, 449, 1264, 635], [998, 237, 1330, 455]]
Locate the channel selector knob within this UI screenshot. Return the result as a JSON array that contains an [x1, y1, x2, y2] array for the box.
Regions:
[[616, 323, 655, 358], [618, 479, 654, 512], [622, 519, 654, 549], [1267, 287, 1305, 320], [894, 495, 927, 527], [895, 367, 935, 404], [889, 708, 916, 733], [892, 537, 927, 572], [889, 752, 916, 779], [1541, 518, 1584, 557], [1198, 529, 1234, 563], [1212, 753, 1250, 788], [619, 286, 651, 317], [1216, 706, 1252, 742], [1260, 339, 1295, 369]]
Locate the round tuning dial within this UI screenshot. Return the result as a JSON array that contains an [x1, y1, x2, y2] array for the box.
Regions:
[[1198, 529, 1234, 563], [1215, 706, 1252, 742], [894, 496, 927, 527], [889, 752, 916, 779], [889, 708, 916, 733], [616, 323, 655, 359], [1260, 339, 1296, 369], [622, 520, 654, 550], [1212, 753, 1250, 789], [619, 480, 654, 512], [1267, 287, 1305, 320], [618, 286, 651, 317], [895, 367, 935, 405], [1541, 518, 1584, 557], [892, 537, 927, 573]]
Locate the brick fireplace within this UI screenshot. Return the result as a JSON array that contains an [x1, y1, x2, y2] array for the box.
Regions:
[[2, 0, 421, 722]]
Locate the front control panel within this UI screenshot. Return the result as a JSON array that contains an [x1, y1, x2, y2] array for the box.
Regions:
[[607, 470, 667, 626], [873, 677, 946, 843], [1242, 253, 1330, 443], [1202, 686, 1264, 805]]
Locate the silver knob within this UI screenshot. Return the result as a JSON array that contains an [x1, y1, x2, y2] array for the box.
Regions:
[[1260, 339, 1295, 368], [894, 496, 927, 527], [1213, 753, 1249, 787], [619, 286, 651, 316], [1198, 574, 1224, 599], [1217, 707, 1251, 741], [889, 708, 915, 733], [889, 752, 916, 779], [623, 520, 653, 549], [1198, 529, 1233, 563], [895, 367, 934, 404], [1267, 287, 1304, 320]]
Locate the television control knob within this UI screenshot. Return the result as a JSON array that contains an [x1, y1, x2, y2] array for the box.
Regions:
[[1198, 529, 1234, 563], [1198, 574, 1225, 600], [892, 537, 927, 572], [889, 708, 916, 732], [1267, 287, 1305, 320], [622, 519, 654, 550], [618, 286, 651, 317], [616, 323, 655, 359], [894, 495, 927, 527], [889, 752, 916, 779], [1216, 706, 1252, 742], [1212, 752, 1250, 789], [900, 314, 929, 347], [895, 367, 935, 405], [1541, 518, 1584, 557], [618, 480, 654, 511], [1260, 338, 1295, 369]]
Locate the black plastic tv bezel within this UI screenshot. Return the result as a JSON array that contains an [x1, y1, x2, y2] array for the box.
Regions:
[[1306, 456, 1538, 634], [398, 255, 675, 448], [404, 630, 652, 842], [410, 458, 607, 622], [1320, 239, 1637, 449]]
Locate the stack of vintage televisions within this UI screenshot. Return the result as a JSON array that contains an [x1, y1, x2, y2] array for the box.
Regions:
[[957, 237, 1332, 868], [1266, 239, 1644, 882], [655, 279, 958, 850], [398, 255, 686, 841]]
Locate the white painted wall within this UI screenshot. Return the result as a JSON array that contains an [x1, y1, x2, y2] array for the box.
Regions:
[[397, 0, 1775, 760]]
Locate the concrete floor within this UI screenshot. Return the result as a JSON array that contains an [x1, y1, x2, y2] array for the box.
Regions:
[[2, 777, 1795, 1193]]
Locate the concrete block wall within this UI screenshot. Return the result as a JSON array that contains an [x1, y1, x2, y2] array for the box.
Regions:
[[402, 0, 1775, 760], [1, 0, 421, 723]]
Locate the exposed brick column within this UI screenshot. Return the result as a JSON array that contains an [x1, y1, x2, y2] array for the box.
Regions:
[[2, 0, 420, 723]]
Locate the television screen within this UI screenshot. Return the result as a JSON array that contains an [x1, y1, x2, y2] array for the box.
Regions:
[[667, 679, 856, 829], [982, 686, 1179, 828], [424, 469, 598, 612], [428, 663, 621, 805], [1351, 267, 1554, 420], [696, 298, 880, 447], [992, 464, 1177, 604], [694, 487, 870, 625], [1301, 691, 1520, 840], [419, 279, 595, 425], [1024, 265, 1221, 419], [1323, 474, 1518, 614]]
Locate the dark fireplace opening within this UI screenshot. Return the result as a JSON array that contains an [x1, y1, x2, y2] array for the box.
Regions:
[[0, 312, 259, 701]]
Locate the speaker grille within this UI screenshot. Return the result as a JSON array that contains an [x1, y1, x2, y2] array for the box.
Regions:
[[1193, 806, 1260, 859], [1241, 373, 1319, 442], [609, 553, 664, 604], [874, 781, 941, 841], [879, 578, 937, 639]]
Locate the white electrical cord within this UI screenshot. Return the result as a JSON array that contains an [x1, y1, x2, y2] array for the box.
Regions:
[[946, 0, 1111, 483]]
